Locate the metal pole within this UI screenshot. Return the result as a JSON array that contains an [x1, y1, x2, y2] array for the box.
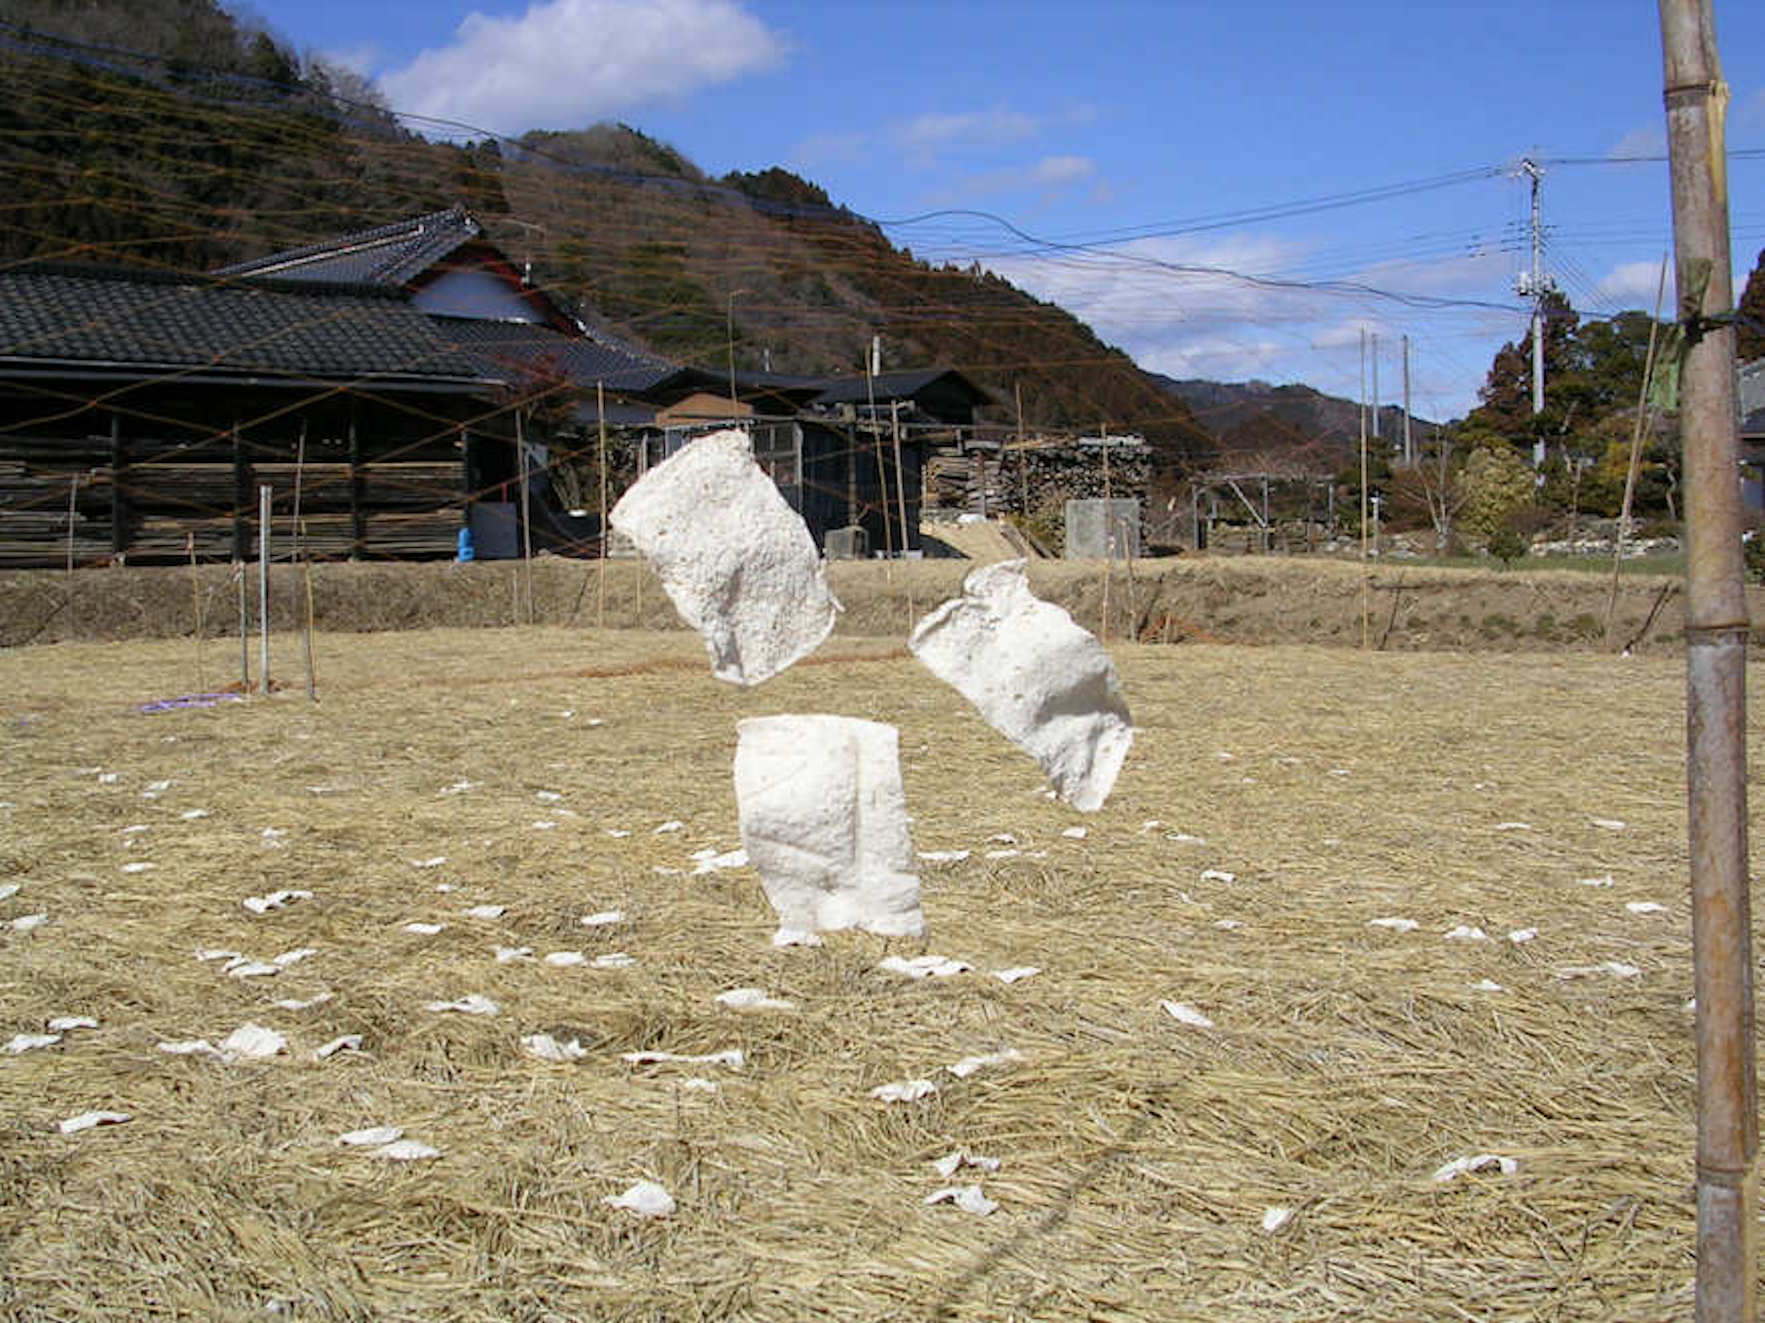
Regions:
[[257, 484, 271, 695], [1659, 6, 1756, 1321]]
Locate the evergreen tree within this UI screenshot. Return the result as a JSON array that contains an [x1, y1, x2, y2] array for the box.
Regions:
[[1737, 247, 1765, 362]]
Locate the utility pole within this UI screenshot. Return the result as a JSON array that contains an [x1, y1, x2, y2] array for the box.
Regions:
[[1370, 332, 1380, 441], [1401, 334, 1413, 467], [1659, 5, 1755, 1321], [1518, 158, 1553, 465], [1358, 327, 1369, 649]]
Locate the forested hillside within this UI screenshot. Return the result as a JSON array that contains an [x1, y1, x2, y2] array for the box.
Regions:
[[0, 2, 1214, 489]]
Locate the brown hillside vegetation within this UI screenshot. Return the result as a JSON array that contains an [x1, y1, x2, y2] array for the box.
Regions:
[[1, 556, 1746, 656], [0, 10, 1212, 484]]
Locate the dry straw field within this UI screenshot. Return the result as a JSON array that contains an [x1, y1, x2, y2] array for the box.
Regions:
[[0, 611, 1753, 1320]]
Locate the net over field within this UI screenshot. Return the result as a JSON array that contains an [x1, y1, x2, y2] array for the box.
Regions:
[[0, 628, 1751, 1321]]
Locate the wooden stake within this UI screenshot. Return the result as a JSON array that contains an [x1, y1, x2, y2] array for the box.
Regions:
[[1100, 423, 1112, 644]]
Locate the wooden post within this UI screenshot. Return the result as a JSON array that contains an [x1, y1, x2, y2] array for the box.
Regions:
[[301, 520, 317, 703], [891, 400, 910, 556], [232, 422, 248, 563], [237, 560, 249, 694], [290, 420, 307, 641], [187, 532, 203, 692], [868, 367, 893, 559], [109, 413, 127, 558], [257, 484, 271, 695], [1660, 6, 1756, 1320], [517, 411, 534, 626], [597, 381, 608, 629], [347, 407, 364, 558], [1014, 380, 1029, 516]]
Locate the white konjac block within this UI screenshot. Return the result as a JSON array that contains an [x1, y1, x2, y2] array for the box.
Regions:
[[909, 560, 1132, 811], [734, 716, 924, 939], [609, 429, 838, 685]]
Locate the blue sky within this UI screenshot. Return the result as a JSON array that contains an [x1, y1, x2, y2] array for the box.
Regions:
[[232, 0, 1765, 422]]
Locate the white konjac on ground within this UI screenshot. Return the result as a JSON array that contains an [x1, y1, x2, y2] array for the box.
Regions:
[[609, 428, 838, 686], [909, 560, 1132, 811], [733, 715, 924, 940]]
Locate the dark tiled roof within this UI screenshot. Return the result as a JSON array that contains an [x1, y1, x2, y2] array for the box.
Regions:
[[0, 265, 493, 385], [213, 205, 479, 288], [428, 317, 692, 395], [809, 368, 994, 408]]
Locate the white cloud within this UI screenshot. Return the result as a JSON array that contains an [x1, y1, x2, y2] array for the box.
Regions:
[[1028, 155, 1095, 188], [1609, 125, 1666, 159], [922, 154, 1101, 207], [788, 129, 870, 169], [321, 43, 379, 77], [1596, 259, 1675, 310], [376, 0, 785, 135], [895, 108, 1040, 155], [888, 103, 1095, 166]]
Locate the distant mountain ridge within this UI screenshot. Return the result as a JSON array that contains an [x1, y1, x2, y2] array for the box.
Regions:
[[1151, 374, 1441, 473]]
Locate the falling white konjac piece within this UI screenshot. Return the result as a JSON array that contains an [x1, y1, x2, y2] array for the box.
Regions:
[[908, 560, 1132, 811], [609, 428, 839, 685], [734, 715, 924, 940]]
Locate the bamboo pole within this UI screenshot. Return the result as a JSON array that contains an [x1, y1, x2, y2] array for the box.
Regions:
[[1606, 256, 1671, 645], [1659, 6, 1756, 1320]]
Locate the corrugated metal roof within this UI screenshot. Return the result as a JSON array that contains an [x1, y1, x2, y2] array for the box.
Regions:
[[0, 265, 493, 386]]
